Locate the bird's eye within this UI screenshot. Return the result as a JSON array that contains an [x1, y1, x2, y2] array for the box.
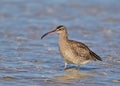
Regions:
[[58, 28, 62, 30], [57, 28, 62, 31]]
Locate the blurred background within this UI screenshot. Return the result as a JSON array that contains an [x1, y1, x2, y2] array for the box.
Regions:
[[0, 0, 120, 86]]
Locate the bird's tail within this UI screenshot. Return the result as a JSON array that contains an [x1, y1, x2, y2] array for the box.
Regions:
[[90, 51, 102, 61]]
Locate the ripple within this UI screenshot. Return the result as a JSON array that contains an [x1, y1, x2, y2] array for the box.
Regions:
[[112, 79, 120, 83], [0, 76, 17, 81]]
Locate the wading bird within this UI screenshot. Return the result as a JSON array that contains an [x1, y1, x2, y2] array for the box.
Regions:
[[41, 25, 102, 69]]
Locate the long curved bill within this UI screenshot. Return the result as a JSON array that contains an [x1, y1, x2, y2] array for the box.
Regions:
[[41, 29, 56, 39]]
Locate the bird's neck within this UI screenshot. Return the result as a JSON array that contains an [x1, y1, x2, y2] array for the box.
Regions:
[[59, 31, 68, 43]]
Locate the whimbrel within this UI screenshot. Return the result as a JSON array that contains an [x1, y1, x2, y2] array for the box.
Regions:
[[41, 25, 102, 69]]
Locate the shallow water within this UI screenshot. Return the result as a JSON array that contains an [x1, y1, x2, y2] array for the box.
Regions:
[[0, 0, 120, 86]]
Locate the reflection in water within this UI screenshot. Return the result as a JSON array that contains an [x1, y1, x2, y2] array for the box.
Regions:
[[54, 68, 93, 83]]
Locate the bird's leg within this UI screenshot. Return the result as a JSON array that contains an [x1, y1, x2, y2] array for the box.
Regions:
[[78, 65, 80, 70], [64, 62, 68, 69]]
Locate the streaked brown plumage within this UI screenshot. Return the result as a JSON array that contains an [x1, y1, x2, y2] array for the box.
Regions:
[[41, 25, 102, 69]]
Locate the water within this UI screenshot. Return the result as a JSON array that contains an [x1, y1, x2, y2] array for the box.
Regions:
[[0, 0, 120, 86]]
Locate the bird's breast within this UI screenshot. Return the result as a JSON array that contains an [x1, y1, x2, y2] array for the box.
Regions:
[[59, 43, 76, 61]]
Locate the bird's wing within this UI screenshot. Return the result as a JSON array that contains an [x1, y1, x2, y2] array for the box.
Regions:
[[68, 40, 102, 61], [68, 40, 91, 60]]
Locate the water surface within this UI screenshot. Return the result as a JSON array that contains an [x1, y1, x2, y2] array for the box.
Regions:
[[0, 0, 120, 86]]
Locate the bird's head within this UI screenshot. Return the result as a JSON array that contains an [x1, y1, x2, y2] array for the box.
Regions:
[[41, 25, 66, 39]]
